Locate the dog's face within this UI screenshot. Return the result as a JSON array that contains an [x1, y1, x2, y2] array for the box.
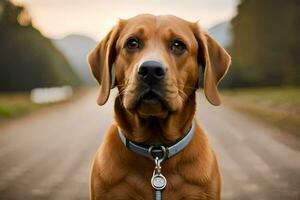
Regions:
[[88, 14, 230, 118], [116, 15, 199, 118]]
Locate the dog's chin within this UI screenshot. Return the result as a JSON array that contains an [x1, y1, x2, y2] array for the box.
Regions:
[[123, 90, 184, 117], [123, 90, 169, 118], [136, 99, 168, 118]]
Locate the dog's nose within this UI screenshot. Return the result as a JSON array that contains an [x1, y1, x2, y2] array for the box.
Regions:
[[138, 60, 166, 81]]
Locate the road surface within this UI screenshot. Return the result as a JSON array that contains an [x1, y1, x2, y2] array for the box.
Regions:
[[0, 89, 299, 200]]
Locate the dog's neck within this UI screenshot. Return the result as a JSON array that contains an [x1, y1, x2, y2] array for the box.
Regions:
[[114, 93, 196, 145]]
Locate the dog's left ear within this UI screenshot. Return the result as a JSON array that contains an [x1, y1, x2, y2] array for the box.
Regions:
[[88, 24, 120, 105], [194, 24, 231, 106]]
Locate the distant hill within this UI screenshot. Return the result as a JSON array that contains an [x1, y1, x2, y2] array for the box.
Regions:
[[53, 35, 97, 84], [208, 21, 232, 48], [0, 1, 81, 92]]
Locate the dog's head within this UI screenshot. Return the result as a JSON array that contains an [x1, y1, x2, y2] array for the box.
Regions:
[[88, 14, 230, 118]]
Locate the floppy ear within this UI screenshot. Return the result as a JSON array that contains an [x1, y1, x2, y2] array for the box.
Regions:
[[88, 25, 120, 105], [195, 24, 231, 106]]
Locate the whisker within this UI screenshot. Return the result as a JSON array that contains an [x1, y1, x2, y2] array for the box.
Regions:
[[177, 84, 198, 90], [178, 89, 188, 101]]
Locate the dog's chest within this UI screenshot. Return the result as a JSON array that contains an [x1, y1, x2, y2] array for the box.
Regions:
[[105, 173, 209, 200]]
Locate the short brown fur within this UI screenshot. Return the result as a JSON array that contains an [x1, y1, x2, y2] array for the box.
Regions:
[[88, 14, 231, 200]]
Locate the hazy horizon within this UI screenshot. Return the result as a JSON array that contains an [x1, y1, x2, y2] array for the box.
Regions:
[[12, 0, 238, 40]]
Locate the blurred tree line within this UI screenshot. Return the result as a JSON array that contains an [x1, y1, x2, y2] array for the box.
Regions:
[[0, 0, 80, 92], [223, 0, 300, 88]]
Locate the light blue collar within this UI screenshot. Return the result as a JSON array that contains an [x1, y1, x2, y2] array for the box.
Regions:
[[118, 120, 196, 160]]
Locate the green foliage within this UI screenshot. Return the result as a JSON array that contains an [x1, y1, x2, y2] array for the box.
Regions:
[[0, 0, 81, 91], [227, 0, 300, 88]]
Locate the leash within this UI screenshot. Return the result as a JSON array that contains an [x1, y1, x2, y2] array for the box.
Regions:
[[118, 120, 196, 200]]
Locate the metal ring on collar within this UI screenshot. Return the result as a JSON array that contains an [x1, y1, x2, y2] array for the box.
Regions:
[[148, 145, 168, 161]]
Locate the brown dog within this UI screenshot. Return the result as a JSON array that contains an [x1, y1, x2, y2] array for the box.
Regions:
[[88, 14, 230, 200]]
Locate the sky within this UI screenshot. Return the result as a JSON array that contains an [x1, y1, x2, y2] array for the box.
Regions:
[[12, 0, 238, 40]]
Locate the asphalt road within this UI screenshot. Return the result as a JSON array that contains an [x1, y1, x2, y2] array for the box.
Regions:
[[0, 89, 299, 200]]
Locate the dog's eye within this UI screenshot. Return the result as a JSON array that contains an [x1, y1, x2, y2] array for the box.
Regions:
[[125, 37, 140, 51], [170, 39, 186, 55]]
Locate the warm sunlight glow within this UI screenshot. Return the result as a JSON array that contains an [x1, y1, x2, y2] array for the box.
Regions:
[[12, 0, 237, 40]]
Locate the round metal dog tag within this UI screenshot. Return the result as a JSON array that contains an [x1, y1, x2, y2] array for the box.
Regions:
[[151, 174, 167, 190]]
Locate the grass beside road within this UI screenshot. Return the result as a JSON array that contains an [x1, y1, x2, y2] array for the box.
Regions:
[[0, 87, 91, 120], [222, 87, 300, 137], [0, 93, 43, 119]]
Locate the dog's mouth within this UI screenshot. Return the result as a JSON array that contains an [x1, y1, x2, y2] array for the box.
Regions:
[[134, 89, 168, 118], [138, 90, 163, 103]]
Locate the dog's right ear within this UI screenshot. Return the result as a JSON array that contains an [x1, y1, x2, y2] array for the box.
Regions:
[[88, 23, 121, 105]]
